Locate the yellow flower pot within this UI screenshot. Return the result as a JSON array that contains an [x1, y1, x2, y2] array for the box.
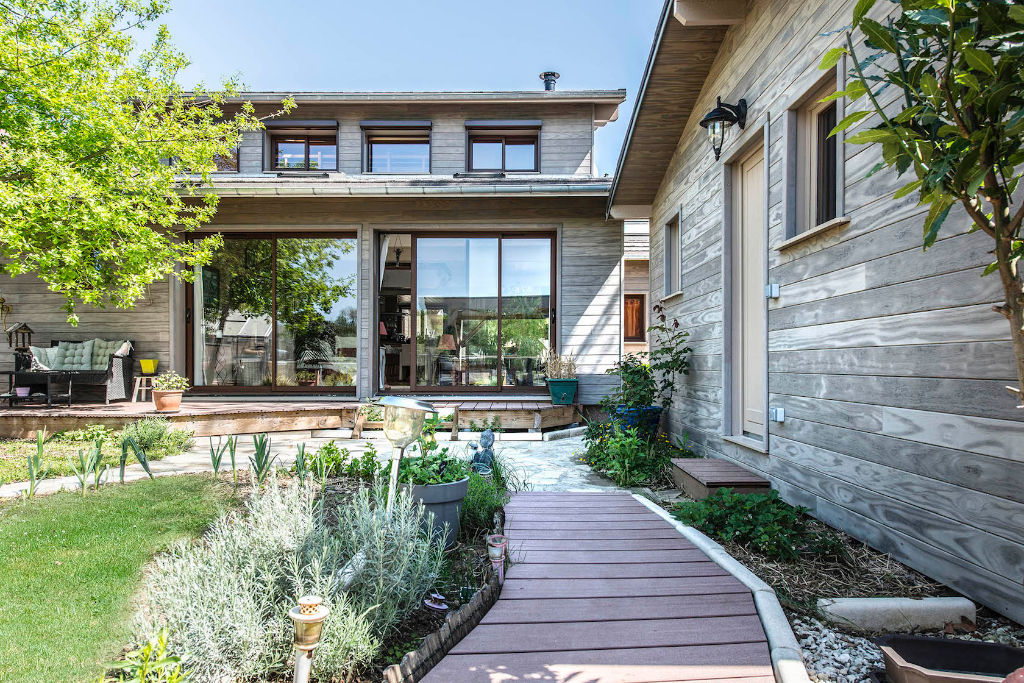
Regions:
[[139, 359, 159, 375]]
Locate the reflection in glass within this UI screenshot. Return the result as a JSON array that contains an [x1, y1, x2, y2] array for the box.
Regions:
[[195, 239, 273, 386], [275, 238, 358, 387], [274, 139, 306, 169], [308, 139, 337, 170], [505, 139, 537, 171], [470, 139, 502, 170], [501, 238, 551, 387], [416, 238, 499, 387], [368, 139, 430, 173]]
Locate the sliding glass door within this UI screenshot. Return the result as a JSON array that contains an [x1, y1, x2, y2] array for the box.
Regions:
[[191, 234, 357, 392], [407, 234, 553, 392]]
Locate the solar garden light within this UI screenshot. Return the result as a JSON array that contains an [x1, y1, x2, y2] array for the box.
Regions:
[[487, 533, 508, 585], [288, 595, 329, 683], [379, 396, 436, 513]]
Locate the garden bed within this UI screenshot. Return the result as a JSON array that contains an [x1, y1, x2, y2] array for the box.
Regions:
[[666, 489, 1024, 683]]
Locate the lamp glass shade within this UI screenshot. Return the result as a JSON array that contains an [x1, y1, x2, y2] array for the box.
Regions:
[[708, 120, 726, 159], [438, 333, 456, 351], [379, 396, 435, 449]]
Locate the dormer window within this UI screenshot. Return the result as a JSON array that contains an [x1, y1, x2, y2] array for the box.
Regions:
[[361, 121, 432, 174], [265, 120, 338, 171], [466, 120, 541, 172]]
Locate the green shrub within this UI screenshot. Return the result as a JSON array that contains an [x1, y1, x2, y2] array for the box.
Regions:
[[672, 488, 842, 561], [141, 480, 445, 681], [579, 423, 677, 487], [56, 424, 116, 443], [121, 418, 193, 456], [105, 628, 190, 682], [342, 443, 382, 481], [459, 452, 527, 539]]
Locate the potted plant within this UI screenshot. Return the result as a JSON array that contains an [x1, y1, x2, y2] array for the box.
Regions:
[[152, 371, 189, 413], [544, 352, 578, 405], [396, 438, 471, 548], [602, 304, 692, 436]]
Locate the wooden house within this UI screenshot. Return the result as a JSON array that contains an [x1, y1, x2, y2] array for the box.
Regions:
[[609, 0, 1024, 622]]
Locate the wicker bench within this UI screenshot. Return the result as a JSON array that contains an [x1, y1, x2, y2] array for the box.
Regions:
[[14, 339, 135, 406]]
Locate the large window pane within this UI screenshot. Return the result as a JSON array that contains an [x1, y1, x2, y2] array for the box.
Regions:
[[501, 238, 551, 387], [470, 139, 502, 170], [308, 139, 337, 170], [505, 139, 537, 171], [275, 238, 358, 387], [368, 139, 429, 173], [194, 239, 273, 386], [274, 139, 306, 169], [416, 238, 499, 387]]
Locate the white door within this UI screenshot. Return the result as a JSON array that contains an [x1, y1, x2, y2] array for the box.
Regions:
[[731, 144, 766, 437]]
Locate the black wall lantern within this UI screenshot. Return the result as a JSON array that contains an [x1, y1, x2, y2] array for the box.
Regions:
[[699, 97, 748, 160]]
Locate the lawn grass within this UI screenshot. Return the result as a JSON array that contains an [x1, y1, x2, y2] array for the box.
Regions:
[[0, 421, 194, 485], [0, 475, 238, 682]]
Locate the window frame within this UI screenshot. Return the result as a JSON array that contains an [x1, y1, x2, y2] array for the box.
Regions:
[[270, 134, 338, 171], [468, 134, 539, 172], [361, 123, 432, 175], [623, 293, 646, 342], [797, 79, 839, 234], [663, 213, 681, 297]]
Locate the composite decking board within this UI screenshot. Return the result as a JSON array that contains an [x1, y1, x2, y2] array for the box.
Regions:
[[506, 527, 684, 540], [480, 594, 757, 624], [500, 576, 750, 600], [505, 520, 675, 530], [510, 537, 697, 550], [449, 615, 768, 654], [505, 561, 729, 580], [420, 643, 774, 683], [422, 491, 773, 682], [514, 549, 713, 564]]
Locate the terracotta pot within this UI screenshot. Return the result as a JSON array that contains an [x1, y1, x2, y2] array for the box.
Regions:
[[152, 389, 183, 413]]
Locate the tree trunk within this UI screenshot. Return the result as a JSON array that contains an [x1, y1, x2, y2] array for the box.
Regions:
[[995, 232, 1024, 407]]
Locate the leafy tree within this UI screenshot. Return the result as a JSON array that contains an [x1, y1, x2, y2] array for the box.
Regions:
[[821, 0, 1024, 404], [0, 0, 291, 323]]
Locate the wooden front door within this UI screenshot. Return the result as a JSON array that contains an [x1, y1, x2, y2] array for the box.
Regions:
[[731, 144, 766, 438]]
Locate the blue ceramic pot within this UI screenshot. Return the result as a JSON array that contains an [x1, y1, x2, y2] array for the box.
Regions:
[[612, 405, 663, 436]]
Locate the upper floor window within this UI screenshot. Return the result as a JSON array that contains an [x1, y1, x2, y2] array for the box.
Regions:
[[362, 121, 431, 174], [796, 79, 838, 233], [272, 135, 337, 170], [469, 135, 538, 172], [465, 120, 542, 173]]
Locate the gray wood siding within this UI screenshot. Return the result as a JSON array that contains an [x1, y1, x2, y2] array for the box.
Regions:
[[646, 0, 1024, 621], [231, 103, 594, 177], [0, 273, 171, 371]]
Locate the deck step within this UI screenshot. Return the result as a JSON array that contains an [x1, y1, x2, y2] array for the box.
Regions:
[[671, 458, 770, 500]]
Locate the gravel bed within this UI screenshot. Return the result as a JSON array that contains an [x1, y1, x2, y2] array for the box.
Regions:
[[792, 615, 885, 683]]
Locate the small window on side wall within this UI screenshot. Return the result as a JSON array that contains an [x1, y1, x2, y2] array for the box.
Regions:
[[624, 294, 646, 342], [663, 214, 680, 297], [795, 78, 839, 234], [469, 135, 538, 172]]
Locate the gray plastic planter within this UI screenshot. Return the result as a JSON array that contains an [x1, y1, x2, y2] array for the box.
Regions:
[[405, 477, 469, 548]]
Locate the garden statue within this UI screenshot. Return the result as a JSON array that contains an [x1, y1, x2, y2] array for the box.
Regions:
[[471, 429, 495, 473]]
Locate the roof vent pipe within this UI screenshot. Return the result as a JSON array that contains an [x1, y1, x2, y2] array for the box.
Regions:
[[539, 71, 560, 91]]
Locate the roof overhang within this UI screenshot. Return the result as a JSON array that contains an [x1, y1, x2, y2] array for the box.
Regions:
[[607, 0, 732, 215], [214, 90, 626, 127]]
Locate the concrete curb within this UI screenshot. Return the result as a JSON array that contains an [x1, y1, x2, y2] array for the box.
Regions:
[[542, 426, 586, 441], [631, 494, 811, 683]]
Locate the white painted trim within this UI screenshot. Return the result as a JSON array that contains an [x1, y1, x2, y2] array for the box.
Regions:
[[631, 494, 811, 683]]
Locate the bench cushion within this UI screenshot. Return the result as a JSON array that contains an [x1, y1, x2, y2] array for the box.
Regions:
[[30, 341, 96, 371], [91, 339, 129, 370]]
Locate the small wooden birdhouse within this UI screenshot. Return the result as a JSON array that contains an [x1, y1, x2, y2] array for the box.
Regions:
[[6, 322, 32, 351]]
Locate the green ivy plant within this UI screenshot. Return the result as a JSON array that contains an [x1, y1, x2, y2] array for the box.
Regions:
[[673, 489, 842, 561], [821, 0, 1024, 403]]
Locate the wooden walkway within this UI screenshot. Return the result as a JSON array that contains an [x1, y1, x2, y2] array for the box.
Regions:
[[422, 491, 775, 683]]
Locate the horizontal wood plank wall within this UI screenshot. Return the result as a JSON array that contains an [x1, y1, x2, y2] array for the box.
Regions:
[[235, 103, 594, 176], [0, 272, 171, 371], [646, 0, 1024, 621], [207, 196, 620, 402]]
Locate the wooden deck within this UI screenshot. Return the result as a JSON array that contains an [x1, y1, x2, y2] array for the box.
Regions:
[[0, 397, 576, 439], [421, 491, 775, 683]]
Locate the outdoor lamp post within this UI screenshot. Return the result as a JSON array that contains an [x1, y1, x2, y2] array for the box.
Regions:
[[699, 96, 748, 160], [288, 595, 329, 683], [379, 396, 436, 512]]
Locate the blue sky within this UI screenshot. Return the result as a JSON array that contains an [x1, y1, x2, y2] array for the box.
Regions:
[[158, 0, 664, 175]]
